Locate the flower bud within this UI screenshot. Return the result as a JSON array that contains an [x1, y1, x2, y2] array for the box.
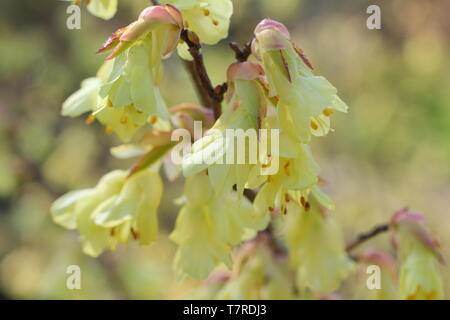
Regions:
[[97, 5, 183, 60]]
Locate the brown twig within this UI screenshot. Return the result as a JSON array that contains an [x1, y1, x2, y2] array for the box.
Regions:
[[180, 29, 227, 119], [346, 223, 390, 253], [229, 41, 252, 62]]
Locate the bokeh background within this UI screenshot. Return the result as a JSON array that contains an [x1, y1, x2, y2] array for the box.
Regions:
[[0, 0, 449, 299]]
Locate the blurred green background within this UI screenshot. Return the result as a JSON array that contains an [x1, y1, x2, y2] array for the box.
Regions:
[[0, 0, 449, 299]]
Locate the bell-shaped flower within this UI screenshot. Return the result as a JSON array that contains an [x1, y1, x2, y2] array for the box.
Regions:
[[97, 5, 183, 60], [182, 62, 267, 196], [85, 0, 118, 20], [252, 128, 321, 216], [170, 172, 268, 279], [253, 18, 348, 143], [91, 5, 183, 135], [51, 169, 163, 257], [61, 61, 157, 142], [163, 0, 233, 45], [284, 198, 354, 294], [62, 77, 102, 118], [390, 209, 444, 300]]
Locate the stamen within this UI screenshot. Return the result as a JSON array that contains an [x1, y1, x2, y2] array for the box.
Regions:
[[149, 116, 158, 124], [284, 161, 291, 176], [131, 228, 140, 240], [86, 114, 96, 124], [284, 193, 290, 202], [323, 108, 334, 116], [304, 201, 310, 211], [300, 196, 306, 207], [104, 125, 113, 135]]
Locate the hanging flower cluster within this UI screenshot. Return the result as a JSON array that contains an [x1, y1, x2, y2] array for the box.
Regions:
[[62, 5, 183, 141], [51, 169, 163, 257], [52, 2, 445, 300], [170, 172, 268, 279], [390, 209, 445, 299]]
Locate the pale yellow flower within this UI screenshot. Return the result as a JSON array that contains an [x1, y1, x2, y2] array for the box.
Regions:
[[164, 0, 233, 45], [170, 172, 268, 279], [51, 169, 163, 257], [391, 209, 444, 300], [86, 0, 118, 20], [284, 199, 353, 294]]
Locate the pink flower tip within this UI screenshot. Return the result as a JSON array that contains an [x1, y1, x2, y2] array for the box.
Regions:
[[254, 18, 290, 39]]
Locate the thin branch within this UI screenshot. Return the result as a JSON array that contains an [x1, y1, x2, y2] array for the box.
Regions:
[[346, 223, 390, 253], [229, 41, 252, 62], [180, 29, 227, 119]]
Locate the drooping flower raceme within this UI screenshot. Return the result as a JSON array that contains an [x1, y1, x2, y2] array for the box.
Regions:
[[390, 209, 444, 300], [182, 62, 269, 196], [170, 172, 269, 279], [97, 5, 183, 117], [252, 19, 348, 143], [61, 62, 149, 142], [61, 5, 183, 142], [51, 169, 163, 257]]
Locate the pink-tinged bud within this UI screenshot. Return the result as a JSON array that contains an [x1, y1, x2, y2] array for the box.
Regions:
[[96, 26, 128, 54], [390, 208, 425, 226], [254, 18, 290, 40], [390, 208, 445, 265], [170, 103, 215, 130], [98, 5, 183, 61], [227, 62, 265, 82], [164, 4, 184, 29], [138, 5, 181, 28], [119, 19, 152, 42], [254, 29, 289, 51]]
